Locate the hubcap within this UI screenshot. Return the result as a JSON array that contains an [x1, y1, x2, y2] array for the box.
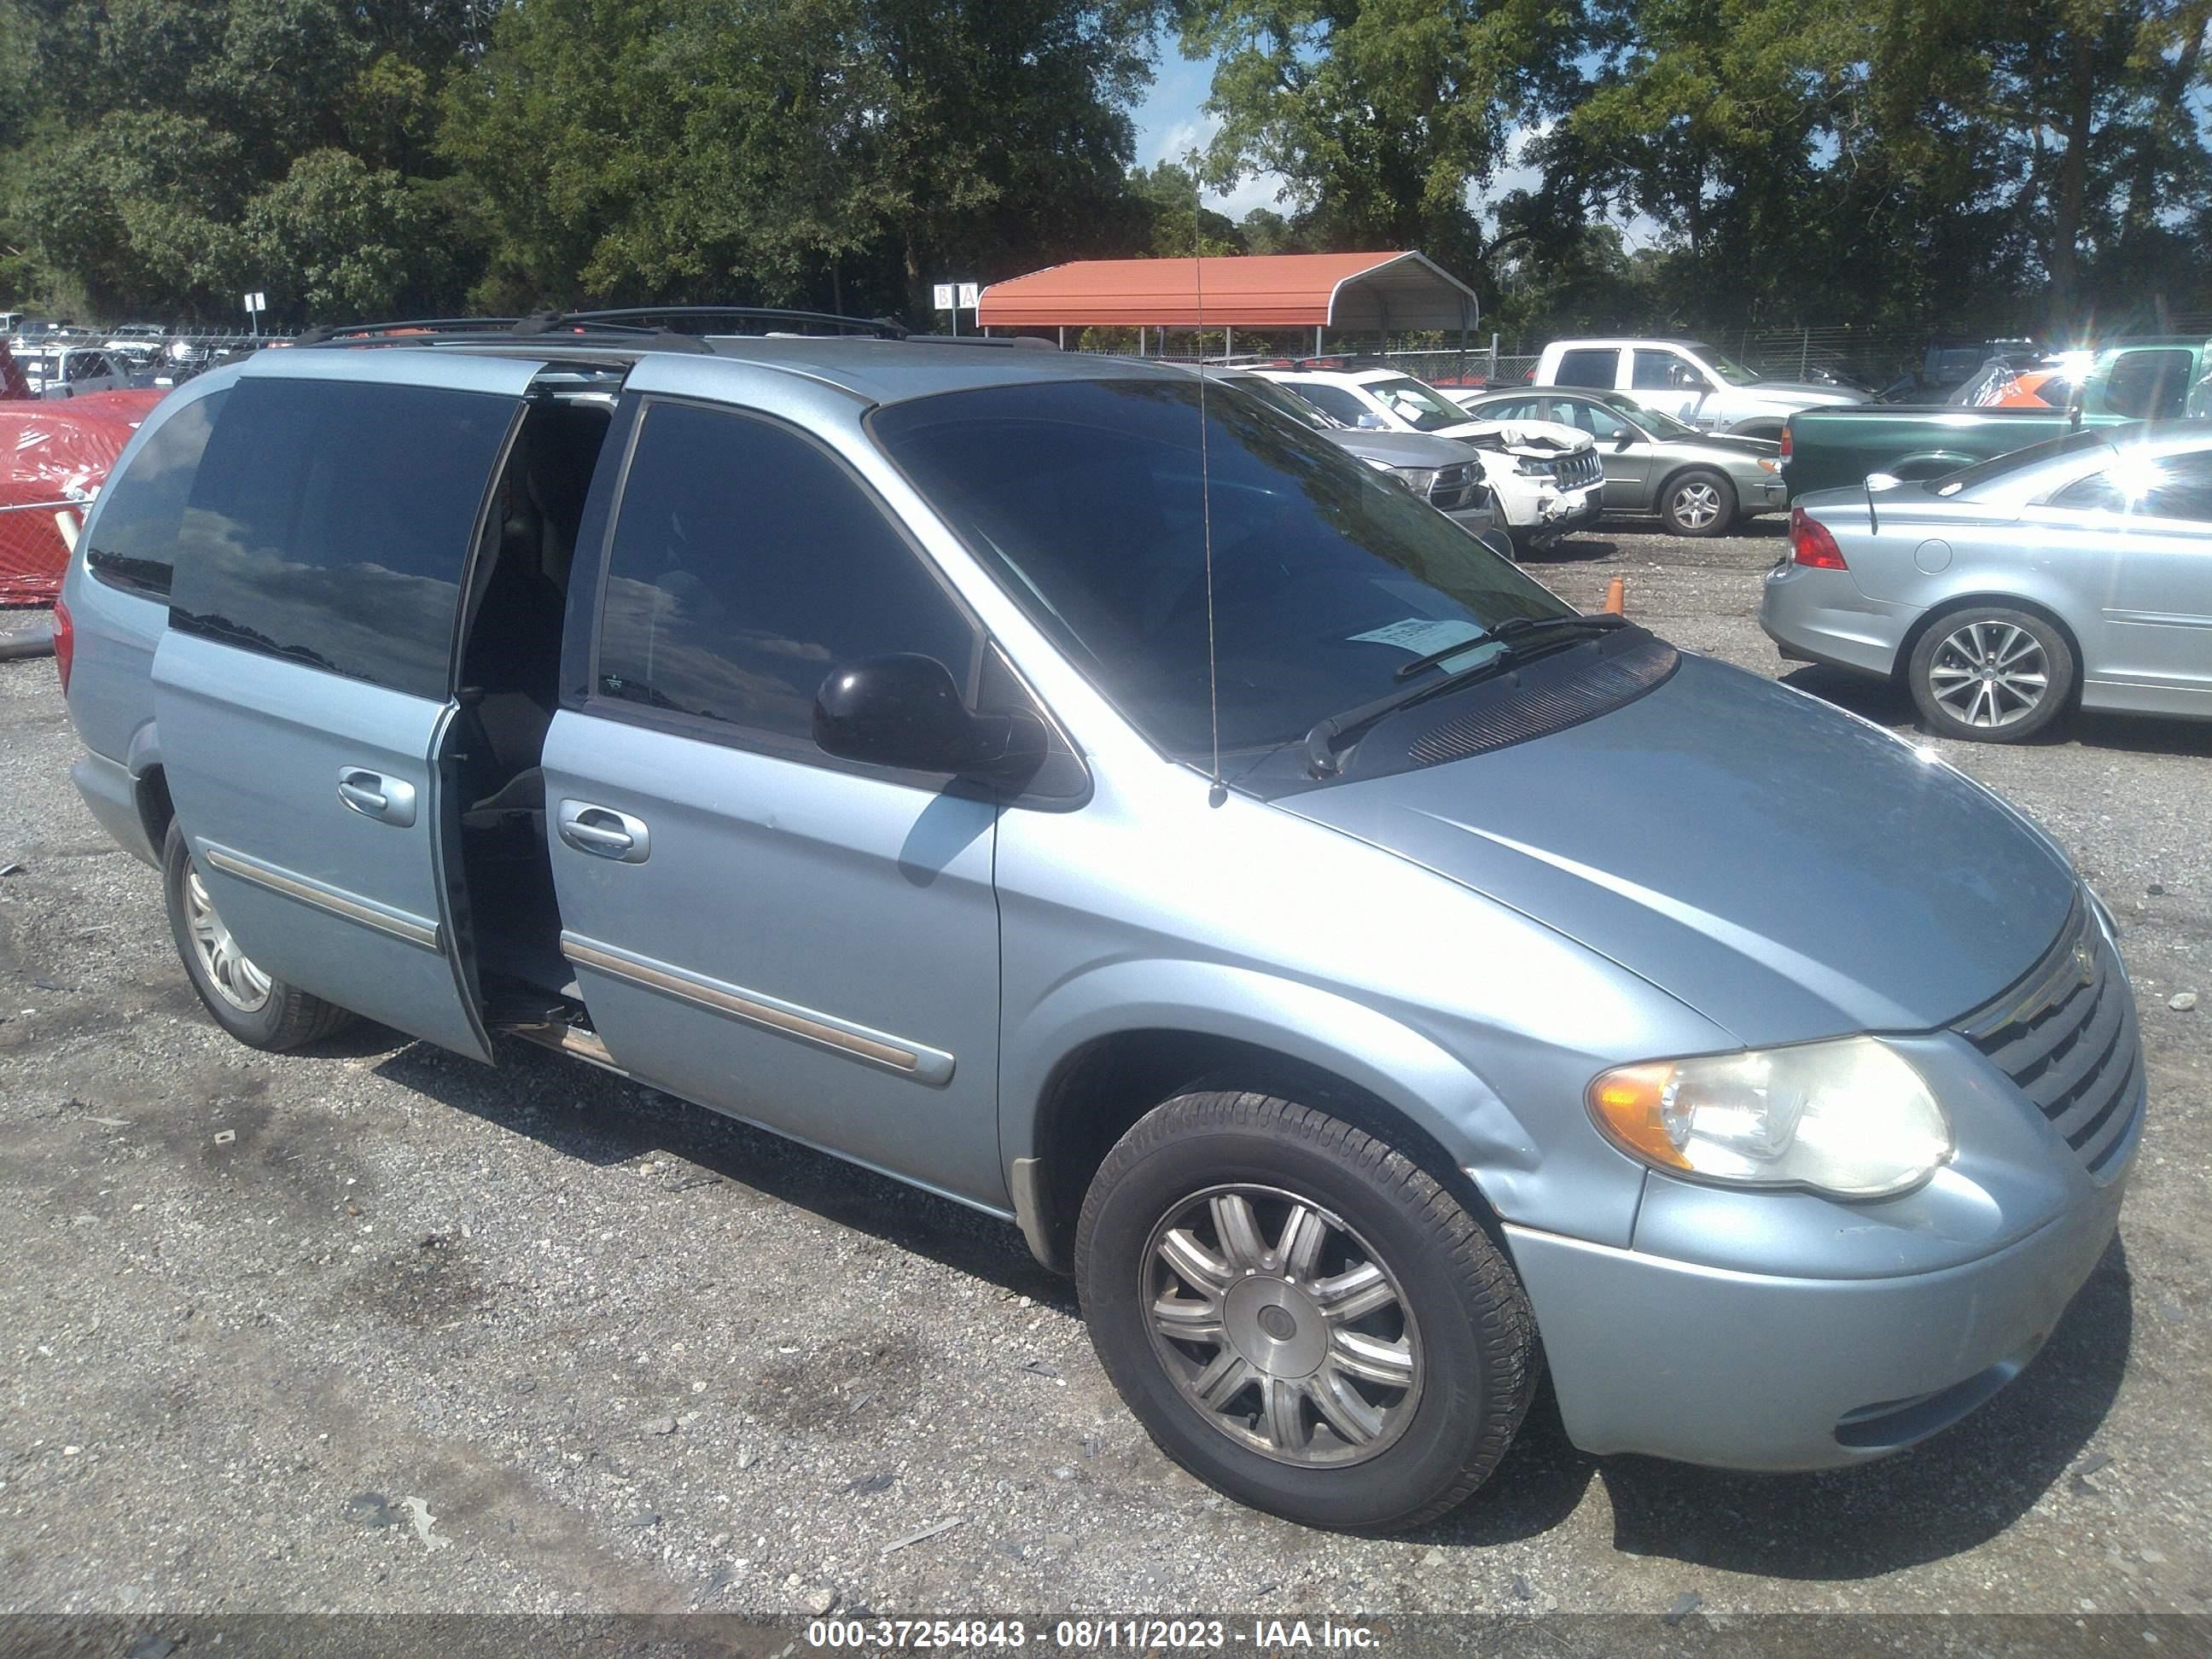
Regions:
[[1142, 1184, 1422, 1468], [1928, 620, 2049, 729], [1671, 481, 1720, 529], [184, 867, 273, 1012]]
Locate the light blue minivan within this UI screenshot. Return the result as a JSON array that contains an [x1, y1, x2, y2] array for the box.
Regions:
[[57, 315, 2142, 1531]]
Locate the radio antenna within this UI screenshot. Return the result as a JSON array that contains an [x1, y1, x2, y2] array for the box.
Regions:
[[1191, 161, 1226, 808]]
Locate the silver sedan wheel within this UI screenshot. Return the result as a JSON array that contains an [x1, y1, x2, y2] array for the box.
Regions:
[[184, 867, 273, 1012], [1142, 1184, 1422, 1468], [1668, 479, 1724, 530], [1927, 620, 2050, 730]]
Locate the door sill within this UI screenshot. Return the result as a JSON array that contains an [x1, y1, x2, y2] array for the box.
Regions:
[[500, 1017, 629, 1076]]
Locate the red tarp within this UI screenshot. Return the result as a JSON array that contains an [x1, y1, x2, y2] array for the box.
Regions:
[[0, 389, 166, 605]]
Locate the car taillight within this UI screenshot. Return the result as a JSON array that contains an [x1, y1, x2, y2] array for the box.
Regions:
[[53, 595, 74, 694], [1790, 507, 1848, 569], [1778, 423, 1793, 461]]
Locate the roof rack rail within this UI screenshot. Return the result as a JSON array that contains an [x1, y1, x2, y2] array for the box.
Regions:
[[567, 306, 908, 340]]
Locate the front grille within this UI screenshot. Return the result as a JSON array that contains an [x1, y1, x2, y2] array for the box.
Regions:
[[1427, 463, 1477, 511], [1551, 451, 1603, 490], [1955, 900, 2142, 1178]]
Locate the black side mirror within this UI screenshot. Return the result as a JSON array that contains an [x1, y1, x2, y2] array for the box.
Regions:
[[814, 654, 1045, 782], [1613, 429, 1636, 450]]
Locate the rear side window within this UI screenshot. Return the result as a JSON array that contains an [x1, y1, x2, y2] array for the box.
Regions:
[[84, 388, 228, 599], [169, 377, 515, 701], [2053, 451, 2212, 521], [592, 400, 976, 751], [1552, 348, 1618, 388]]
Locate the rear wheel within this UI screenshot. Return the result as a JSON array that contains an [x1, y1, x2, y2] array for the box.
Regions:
[[162, 821, 355, 1050], [1658, 468, 1737, 536], [1906, 606, 2075, 742], [1075, 1089, 1537, 1532]]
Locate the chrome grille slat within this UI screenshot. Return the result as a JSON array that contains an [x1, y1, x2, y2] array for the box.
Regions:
[[2076, 1062, 2142, 1173], [1978, 975, 2097, 1076], [2023, 975, 2127, 1115], [1954, 899, 2141, 1179]]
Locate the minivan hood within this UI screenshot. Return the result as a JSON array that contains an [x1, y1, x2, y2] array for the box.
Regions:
[[1276, 654, 2076, 1045]]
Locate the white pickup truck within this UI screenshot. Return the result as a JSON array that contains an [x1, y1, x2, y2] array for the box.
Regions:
[[1533, 339, 1860, 440]]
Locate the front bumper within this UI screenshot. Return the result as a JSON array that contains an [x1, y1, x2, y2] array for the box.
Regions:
[[1505, 1161, 2127, 1471], [1521, 485, 1601, 541]]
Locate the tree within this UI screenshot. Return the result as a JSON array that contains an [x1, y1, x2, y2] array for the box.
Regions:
[[1176, 0, 1589, 294], [244, 148, 447, 321], [1130, 158, 1244, 254], [441, 0, 1161, 317]]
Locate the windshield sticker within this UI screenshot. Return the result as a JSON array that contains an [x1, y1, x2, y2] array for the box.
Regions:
[[1349, 618, 1499, 671]]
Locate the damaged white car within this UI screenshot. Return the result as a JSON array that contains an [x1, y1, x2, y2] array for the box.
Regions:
[[1254, 366, 1603, 553]]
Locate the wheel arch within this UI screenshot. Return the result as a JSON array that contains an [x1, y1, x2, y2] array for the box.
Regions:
[[1895, 591, 2085, 701], [1003, 971, 1534, 1274]]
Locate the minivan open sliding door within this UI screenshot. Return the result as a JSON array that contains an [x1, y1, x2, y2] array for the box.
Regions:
[[151, 350, 544, 1061]]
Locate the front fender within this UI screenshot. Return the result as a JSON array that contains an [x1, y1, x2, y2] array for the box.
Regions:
[[999, 958, 1642, 1249]]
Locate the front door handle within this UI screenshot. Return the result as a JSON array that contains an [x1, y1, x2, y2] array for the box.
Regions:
[[559, 800, 651, 864], [337, 768, 416, 827]]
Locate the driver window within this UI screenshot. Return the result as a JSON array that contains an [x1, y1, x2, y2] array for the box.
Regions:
[[1632, 350, 1692, 392]]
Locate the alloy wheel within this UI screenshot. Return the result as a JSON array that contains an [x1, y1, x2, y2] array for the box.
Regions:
[[1669, 480, 1722, 530], [184, 867, 274, 1012], [1142, 1184, 1423, 1468], [1927, 620, 2049, 730]]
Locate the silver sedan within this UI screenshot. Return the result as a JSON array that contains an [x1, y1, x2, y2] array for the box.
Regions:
[[1761, 421, 2212, 741], [1450, 387, 1788, 534]]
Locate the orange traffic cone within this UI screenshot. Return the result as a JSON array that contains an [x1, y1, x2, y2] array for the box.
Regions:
[[1602, 577, 1625, 615]]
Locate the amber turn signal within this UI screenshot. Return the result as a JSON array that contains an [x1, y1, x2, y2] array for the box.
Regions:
[[1588, 1062, 1691, 1169]]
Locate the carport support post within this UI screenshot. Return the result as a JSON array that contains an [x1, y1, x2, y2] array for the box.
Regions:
[[1314, 325, 1323, 358], [1224, 325, 1233, 362]]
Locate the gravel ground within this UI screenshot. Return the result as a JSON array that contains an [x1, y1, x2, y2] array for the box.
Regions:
[[1, 523, 2209, 1623]]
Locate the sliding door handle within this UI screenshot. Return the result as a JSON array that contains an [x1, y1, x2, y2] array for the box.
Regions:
[[559, 800, 651, 864], [337, 768, 416, 827]]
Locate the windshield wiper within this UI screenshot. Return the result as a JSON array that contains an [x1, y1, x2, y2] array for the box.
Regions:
[[1310, 612, 1629, 777], [1391, 611, 1626, 680]]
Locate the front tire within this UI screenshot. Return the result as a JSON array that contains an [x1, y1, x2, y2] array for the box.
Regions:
[[163, 821, 355, 1051], [1075, 1090, 1536, 1532], [1906, 606, 2075, 742], [1658, 468, 1737, 536]]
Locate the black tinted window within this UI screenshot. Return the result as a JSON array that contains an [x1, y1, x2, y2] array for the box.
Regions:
[[872, 379, 1569, 768], [1553, 348, 1617, 388], [85, 388, 227, 598], [2101, 350, 2192, 420], [170, 377, 514, 700], [595, 401, 976, 747]]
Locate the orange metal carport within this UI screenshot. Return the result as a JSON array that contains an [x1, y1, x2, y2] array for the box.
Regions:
[[975, 251, 1479, 354]]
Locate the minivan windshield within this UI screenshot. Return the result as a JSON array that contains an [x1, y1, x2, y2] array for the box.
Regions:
[[872, 377, 1571, 766]]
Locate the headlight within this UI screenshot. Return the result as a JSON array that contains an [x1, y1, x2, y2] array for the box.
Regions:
[[1587, 1037, 1952, 1197], [1392, 466, 1441, 495], [1514, 457, 1553, 477], [1359, 456, 1396, 473]]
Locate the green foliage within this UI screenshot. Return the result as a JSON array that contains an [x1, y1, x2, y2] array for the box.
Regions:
[[0, 0, 2205, 339]]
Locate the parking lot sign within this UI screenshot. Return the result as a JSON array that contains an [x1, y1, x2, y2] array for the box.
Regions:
[[932, 283, 955, 311]]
